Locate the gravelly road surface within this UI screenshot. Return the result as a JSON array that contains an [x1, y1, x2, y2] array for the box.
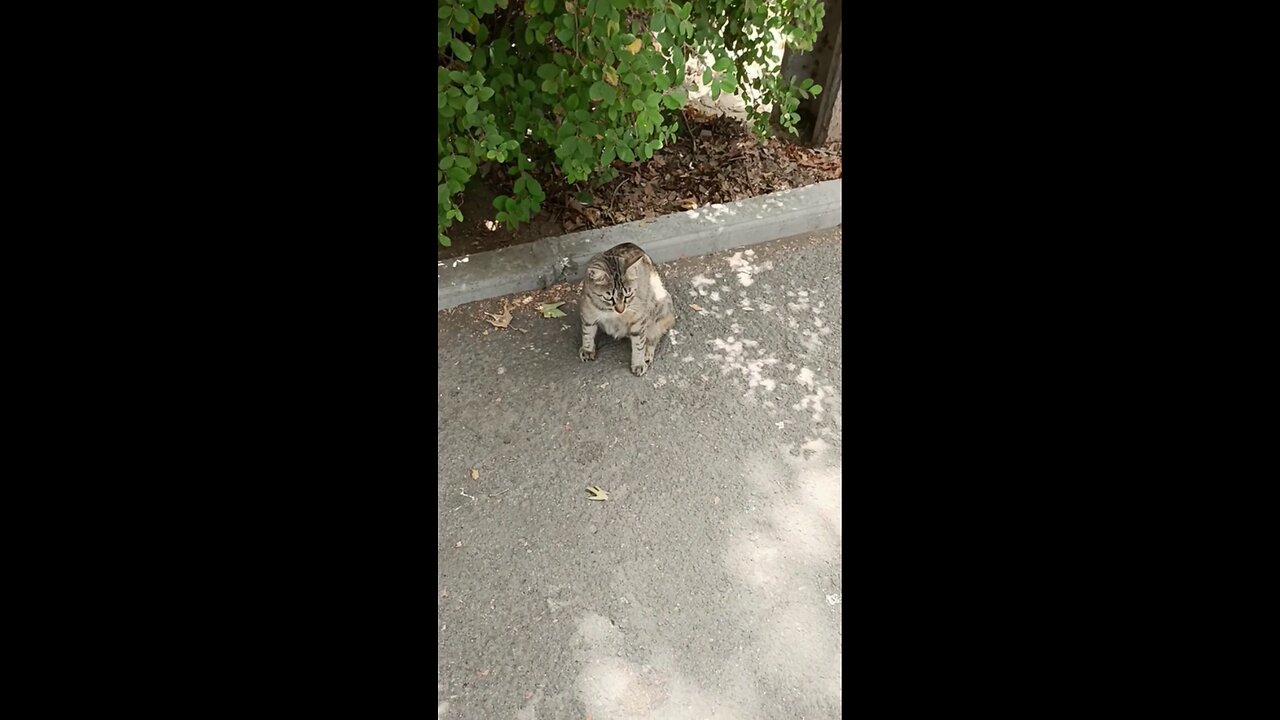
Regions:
[[437, 227, 843, 720]]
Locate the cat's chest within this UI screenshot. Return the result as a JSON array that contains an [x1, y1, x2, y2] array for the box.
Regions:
[[594, 305, 645, 337]]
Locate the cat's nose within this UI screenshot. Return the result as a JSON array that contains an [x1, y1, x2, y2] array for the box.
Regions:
[[613, 304, 625, 313]]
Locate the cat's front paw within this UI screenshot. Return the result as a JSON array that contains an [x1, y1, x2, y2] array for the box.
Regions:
[[631, 362, 648, 377], [579, 347, 596, 362]]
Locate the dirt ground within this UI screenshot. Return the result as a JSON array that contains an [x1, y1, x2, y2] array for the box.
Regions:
[[439, 109, 841, 261]]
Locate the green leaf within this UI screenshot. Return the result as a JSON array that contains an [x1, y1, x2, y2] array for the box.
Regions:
[[617, 145, 634, 162], [438, 233, 452, 247], [810, 84, 822, 96], [478, 86, 495, 101], [576, 191, 594, 204], [661, 94, 682, 109], [478, 0, 496, 13], [454, 7, 471, 25], [712, 56, 733, 73], [537, 63, 558, 80], [588, 82, 618, 103], [800, 78, 815, 90], [645, 92, 661, 108], [466, 96, 479, 114], [451, 39, 472, 62], [539, 302, 568, 318], [702, 67, 712, 85]]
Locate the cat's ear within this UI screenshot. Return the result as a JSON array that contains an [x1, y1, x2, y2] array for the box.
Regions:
[[624, 257, 643, 280], [587, 268, 607, 283]]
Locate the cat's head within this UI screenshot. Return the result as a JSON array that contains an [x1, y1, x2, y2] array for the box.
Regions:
[[586, 258, 642, 314]]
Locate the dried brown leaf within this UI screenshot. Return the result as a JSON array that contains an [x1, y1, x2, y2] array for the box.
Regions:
[[484, 302, 512, 329]]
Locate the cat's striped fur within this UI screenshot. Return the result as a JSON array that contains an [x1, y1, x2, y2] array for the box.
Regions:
[[578, 242, 676, 376]]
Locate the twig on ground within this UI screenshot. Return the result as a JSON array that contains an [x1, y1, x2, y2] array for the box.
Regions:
[[683, 109, 697, 155], [609, 175, 631, 211]]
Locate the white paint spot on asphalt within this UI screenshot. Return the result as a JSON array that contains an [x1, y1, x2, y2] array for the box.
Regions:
[[776, 421, 785, 428]]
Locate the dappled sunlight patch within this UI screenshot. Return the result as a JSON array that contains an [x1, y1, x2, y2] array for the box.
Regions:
[[726, 248, 774, 287], [572, 613, 752, 720], [717, 439, 843, 710]]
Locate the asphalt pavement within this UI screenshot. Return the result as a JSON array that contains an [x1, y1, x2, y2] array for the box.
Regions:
[[437, 227, 843, 719]]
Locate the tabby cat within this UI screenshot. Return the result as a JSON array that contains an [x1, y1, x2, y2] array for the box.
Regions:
[[578, 242, 676, 376]]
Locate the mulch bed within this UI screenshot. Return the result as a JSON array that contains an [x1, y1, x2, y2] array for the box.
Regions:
[[439, 108, 842, 260]]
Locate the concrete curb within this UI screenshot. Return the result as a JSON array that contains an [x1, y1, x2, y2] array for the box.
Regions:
[[438, 178, 841, 311]]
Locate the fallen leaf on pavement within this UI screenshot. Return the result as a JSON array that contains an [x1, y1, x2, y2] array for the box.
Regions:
[[470, 468, 479, 481], [540, 302, 567, 318], [689, 303, 704, 312], [522, 296, 533, 304], [518, 328, 529, 334], [586, 485, 609, 501], [677, 197, 698, 210], [484, 302, 512, 328]]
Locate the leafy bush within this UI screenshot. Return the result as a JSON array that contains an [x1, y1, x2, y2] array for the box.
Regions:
[[438, 0, 825, 247]]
